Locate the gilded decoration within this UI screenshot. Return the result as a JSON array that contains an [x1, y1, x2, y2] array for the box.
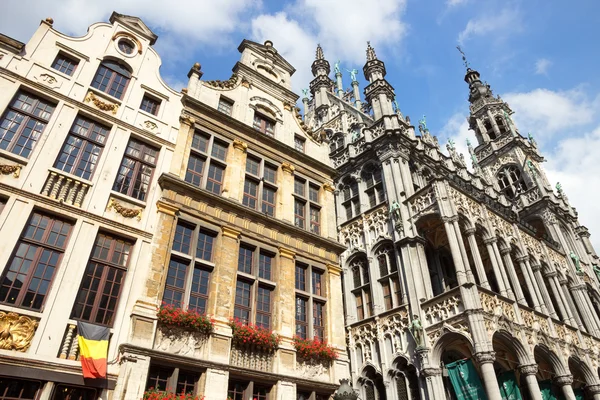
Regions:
[[232, 139, 248, 152], [204, 73, 239, 89], [0, 311, 39, 352], [0, 164, 21, 178], [112, 31, 143, 54], [281, 162, 295, 174], [85, 91, 119, 115], [107, 198, 142, 220], [323, 182, 335, 193]]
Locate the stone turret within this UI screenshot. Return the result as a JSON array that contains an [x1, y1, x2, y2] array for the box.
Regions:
[[309, 44, 334, 125], [362, 42, 395, 121]]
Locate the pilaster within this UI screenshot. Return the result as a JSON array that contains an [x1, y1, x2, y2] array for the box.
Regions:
[[223, 139, 248, 201], [277, 247, 296, 338], [213, 225, 241, 322]]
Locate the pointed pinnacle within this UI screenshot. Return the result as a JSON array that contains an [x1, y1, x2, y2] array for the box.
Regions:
[[316, 44, 324, 60], [366, 41, 377, 61]]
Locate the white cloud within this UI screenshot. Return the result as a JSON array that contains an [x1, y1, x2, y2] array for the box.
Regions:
[[535, 58, 552, 75], [0, 0, 261, 47], [458, 8, 521, 44], [440, 112, 476, 171], [503, 88, 596, 142], [250, 0, 409, 90], [447, 0, 468, 7]]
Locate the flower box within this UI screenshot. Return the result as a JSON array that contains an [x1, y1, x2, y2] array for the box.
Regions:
[[229, 320, 280, 352], [293, 337, 338, 363], [142, 389, 204, 400], [157, 304, 214, 335]]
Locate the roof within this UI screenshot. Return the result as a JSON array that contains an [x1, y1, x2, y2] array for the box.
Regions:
[[0, 33, 25, 54], [237, 39, 296, 75], [109, 12, 158, 45]]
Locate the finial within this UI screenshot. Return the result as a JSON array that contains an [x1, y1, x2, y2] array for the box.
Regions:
[[456, 46, 470, 69], [447, 138, 456, 151], [193, 62, 201, 70], [45, 17, 54, 25], [264, 40, 273, 47], [316, 44, 324, 60], [366, 41, 377, 61]]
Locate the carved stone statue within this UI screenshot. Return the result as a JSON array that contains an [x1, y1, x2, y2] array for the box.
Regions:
[[334, 60, 341, 75], [528, 132, 537, 147], [410, 315, 424, 348], [390, 200, 402, 222], [570, 251, 583, 275], [351, 127, 361, 142], [347, 68, 359, 82]]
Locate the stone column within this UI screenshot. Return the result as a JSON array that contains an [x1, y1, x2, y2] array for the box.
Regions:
[[486, 109, 502, 137], [523, 258, 548, 314], [516, 256, 541, 311], [327, 264, 346, 350], [554, 374, 576, 400], [203, 369, 229, 400], [352, 80, 361, 109], [421, 367, 445, 400], [545, 271, 569, 322], [561, 278, 585, 331], [464, 228, 490, 289], [586, 384, 600, 400], [335, 71, 343, 97], [279, 162, 296, 224], [532, 262, 557, 318], [474, 352, 502, 400], [443, 217, 468, 286], [277, 247, 297, 338], [491, 240, 514, 300], [171, 115, 196, 175], [570, 284, 600, 335], [518, 364, 543, 400], [321, 183, 336, 240], [500, 247, 526, 305], [484, 238, 507, 296], [222, 139, 248, 201], [112, 353, 151, 400], [214, 226, 241, 321], [452, 220, 475, 283]]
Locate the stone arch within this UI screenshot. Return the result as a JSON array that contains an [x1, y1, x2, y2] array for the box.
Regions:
[[389, 355, 420, 400], [431, 331, 475, 366], [359, 364, 387, 400], [492, 330, 533, 368], [329, 131, 344, 153], [569, 356, 598, 389], [496, 164, 528, 199], [534, 344, 569, 378]]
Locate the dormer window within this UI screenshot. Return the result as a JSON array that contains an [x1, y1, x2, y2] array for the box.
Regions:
[[218, 97, 234, 116], [51, 53, 78, 76], [294, 136, 305, 152], [91, 60, 131, 100], [140, 94, 160, 116], [253, 113, 274, 137]]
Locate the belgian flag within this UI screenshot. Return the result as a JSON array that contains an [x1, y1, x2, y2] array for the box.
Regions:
[[77, 321, 110, 379]]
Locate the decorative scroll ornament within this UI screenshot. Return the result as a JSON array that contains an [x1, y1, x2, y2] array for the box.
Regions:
[[204, 73, 239, 89], [107, 198, 142, 220], [142, 120, 158, 131], [85, 91, 119, 115], [0, 164, 21, 178], [0, 311, 38, 352]]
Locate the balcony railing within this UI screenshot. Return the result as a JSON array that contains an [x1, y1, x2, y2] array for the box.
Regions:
[[41, 170, 90, 207], [421, 288, 463, 326]]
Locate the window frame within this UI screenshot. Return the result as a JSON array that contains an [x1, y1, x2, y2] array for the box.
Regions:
[[54, 115, 110, 180], [70, 232, 133, 327], [253, 112, 275, 137], [145, 364, 201, 396], [0, 376, 43, 400], [233, 242, 276, 329], [140, 94, 161, 116], [112, 137, 159, 202], [294, 261, 327, 341], [90, 60, 131, 100], [184, 130, 229, 195], [52, 384, 97, 400], [293, 176, 321, 234], [294, 135, 306, 152], [51, 52, 79, 76], [0, 211, 73, 311], [162, 220, 217, 315], [228, 379, 272, 400], [242, 154, 278, 217], [217, 97, 234, 116], [351, 258, 373, 321], [363, 164, 385, 209], [0, 90, 56, 159], [375, 245, 402, 311]]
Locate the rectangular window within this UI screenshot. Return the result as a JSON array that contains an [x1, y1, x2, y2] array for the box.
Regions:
[[140, 94, 160, 116], [364, 290, 372, 317], [0, 376, 42, 399], [228, 382, 247, 400], [311, 270, 323, 296], [256, 286, 271, 329], [258, 252, 273, 280], [295, 264, 307, 291], [294, 178, 306, 196], [162, 221, 215, 314], [246, 156, 260, 176], [112, 138, 158, 201], [253, 113, 275, 136], [0, 212, 72, 311], [309, 206, 320, 235], [294, 200, 305, 229], [145, 365, 200, 396], [263, 164, 277, 184], [355, 293, 364, 320], [91, 60, 131, 100], [382, 281, 392, 310], [0, 91, 56, 159], [238, 246, 254, 274], [54, 116, 110, 180], [294, 136, 305, 152], [242, 179, 259, 209], [52, 384, 97, 400], [71, 233, 132, 326], [234, 280, 251, 323], [191, 131, 209, 153], [392, 276, 402, 306], [262, 186, 276, 217], [211, 140, 228, 161], [185, 153, 205, 187], [309, 185, 319, 203], [313, 302, 324, 341], [295, 296, 308, 339], [51, 53, 78, 76], [206, 163, 224, 194], [218, 97, 233, 116]]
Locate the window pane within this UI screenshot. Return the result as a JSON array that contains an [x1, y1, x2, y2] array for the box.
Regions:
[[206, 163, 224, 194], [113, 139, 158, 201], [295, 264, 307, 291], [146, 365, 172, 391], [234, 280, 251, 324], [294, 178, 305, 196], [295, 296, 307, 339], [196, 229, 215, 261], [311, 270, 323, 296], [185, 153, 205, 187], [294, 136, 305, 152], [172, 223, 193, 254], [191, 132, 209, 153], [91, 61, 130, 100], [258, 252, 272, 280], [238, 246, 253, 274], [51, 53, 78, 76], [140, 95, 160, 115], [294, 200, 305, 229], [176, 370, 199, 395], [242, 179, 258, 209], [263, 164, 277, 184], [218, 98, 233, 116], [262, 186, 276, 217], [53, 385, 97, 400], [256, 287, 271, 329], [310, 206, 320, 235], [313, 302, 324, 341], [309, 185, 319, 203], [246, 156, 260, 175], [211, 141, 228, 161]]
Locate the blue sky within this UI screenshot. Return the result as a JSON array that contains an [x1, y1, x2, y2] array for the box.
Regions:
[[3, 0, 600, 248]]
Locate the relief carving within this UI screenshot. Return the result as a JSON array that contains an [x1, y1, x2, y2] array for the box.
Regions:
[[142, 120, 158, 131], [296, 359, 329, 381], [0, 164, 21, 178], [0, 311, 38, 352], [154, 325, 207, 358], [107, 198, 142, 220], [85, 91, 119, 115]]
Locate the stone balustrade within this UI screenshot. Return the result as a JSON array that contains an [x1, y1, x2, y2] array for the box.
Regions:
[[422, 288, 463, 326], [58, 324, 80, 360], [230, 344, 274, 372], [41, 170, 90, 207]]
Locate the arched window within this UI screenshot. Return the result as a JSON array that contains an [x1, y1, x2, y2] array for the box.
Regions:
[[363, 164, 385, 208], [495, 116, 507, 135], [91, 59, 132, 100], [329, 134, 344, 153], [342, 177, 360, 220], [484, 119, 496, 140], [376, 245, 401, 310], [351, 258, 372, 320], [497, 165, 527, 199]]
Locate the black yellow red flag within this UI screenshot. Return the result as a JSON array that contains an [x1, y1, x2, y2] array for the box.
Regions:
[[77, 321, 109, 379]]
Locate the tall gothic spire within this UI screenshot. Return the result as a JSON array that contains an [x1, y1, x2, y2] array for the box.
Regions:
[[311, 43, 330, 77], [315, 43, 324, 60], [366, 41, 377, 61]]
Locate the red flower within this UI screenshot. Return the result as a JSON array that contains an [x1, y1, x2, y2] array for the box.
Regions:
[[157, 304, 214, 336]]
